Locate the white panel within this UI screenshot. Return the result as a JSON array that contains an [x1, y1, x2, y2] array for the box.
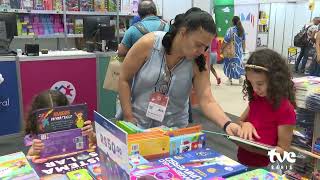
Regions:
[[193, 0, 211, 13], [153, 0, 163, 16], [273, 3, 286, 54], [162, 0, 192, 22], [292, 2, 312, 39], [268, 3, 277, 49], [234, 4, 259, 52], [282, 3, 295, 57]]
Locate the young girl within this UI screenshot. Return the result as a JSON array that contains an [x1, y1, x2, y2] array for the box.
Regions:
[[24, 90, 96, 157], [236, 49, 296, 168]]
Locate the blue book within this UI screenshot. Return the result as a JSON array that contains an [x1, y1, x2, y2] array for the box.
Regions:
[[154, 147, 247, 179]]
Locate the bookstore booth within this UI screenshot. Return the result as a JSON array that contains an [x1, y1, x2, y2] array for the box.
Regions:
[[1, 0, 320, 179]]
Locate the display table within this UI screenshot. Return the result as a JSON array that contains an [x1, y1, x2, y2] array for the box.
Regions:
[[18, 50, 97, 120], [0, 56, 21, 136]]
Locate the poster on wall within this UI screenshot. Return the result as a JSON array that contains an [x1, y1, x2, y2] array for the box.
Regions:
[[214, 0, 258, 52], [234, 4, 258, 52], [0, 59, 21, 136], [19, 58, 97, 121]]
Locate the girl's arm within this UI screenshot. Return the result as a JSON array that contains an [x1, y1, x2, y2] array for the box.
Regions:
[[276, 125, 295, 155]]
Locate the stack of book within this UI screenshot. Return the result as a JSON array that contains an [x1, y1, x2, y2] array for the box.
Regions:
[[34, 104, 90, 158], [154, 147, 247, 179], [287, 154, 315, 179], [306, 93, 320, 112], [0, 152, 39, 180], [292, 108, 315, 151], [293, 76, 320, 109]]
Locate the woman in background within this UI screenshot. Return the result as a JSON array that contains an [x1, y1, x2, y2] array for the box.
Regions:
[[221, 16, 246, 85]]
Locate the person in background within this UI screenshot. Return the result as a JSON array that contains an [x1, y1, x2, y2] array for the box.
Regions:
[[118, 7, 242, 135], [118, 0, 169, 57], [24, 90, 95, 157], [310, 26, 320, 76], [295, 17, 320, 74], [236, 49, 296, 169], [209, 36, 221, 85], [221, 16, 246, 85]]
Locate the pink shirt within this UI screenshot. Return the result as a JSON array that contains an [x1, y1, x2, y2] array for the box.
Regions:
[[237, 95, 296, 167], [211, 37, 218, 52]]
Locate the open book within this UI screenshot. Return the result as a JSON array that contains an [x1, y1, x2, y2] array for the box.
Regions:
[[202, 130, 275, 151]]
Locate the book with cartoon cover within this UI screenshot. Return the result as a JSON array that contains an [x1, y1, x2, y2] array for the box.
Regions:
[[0, 152, 39, 180], [154, 148, 247, 179], [35, 104, 88, 134]]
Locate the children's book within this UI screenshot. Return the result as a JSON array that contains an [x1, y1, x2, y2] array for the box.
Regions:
[[129, 154, 149, 171], [130, 164, 182, 180], [66, 169, 93, 180], [87, 163, 102, 180], [226, 169, 288, 180], [35, 104, 88, 134], [29, 150, 99, 178], [170, 132, 206, 155], [203, 130, 275, 151], [0, 152, 39, 180], [154, 148, 247, 179], [38, 128, 89, 158]]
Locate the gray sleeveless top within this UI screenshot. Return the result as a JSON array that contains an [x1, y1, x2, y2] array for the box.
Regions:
[[131, 31, 193, 129]]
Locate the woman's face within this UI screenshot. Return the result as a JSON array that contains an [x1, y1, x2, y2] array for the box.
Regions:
[[181, 28, 214, 59]]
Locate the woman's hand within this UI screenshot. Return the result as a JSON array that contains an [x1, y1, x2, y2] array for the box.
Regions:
[[29, 139, 44, 156], [239, 122, 260, 141], [225, 122, 242, 136]]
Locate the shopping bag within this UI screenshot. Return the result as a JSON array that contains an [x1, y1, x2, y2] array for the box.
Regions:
[[222, 29, 235, 59], [103, 55, 123, 92]]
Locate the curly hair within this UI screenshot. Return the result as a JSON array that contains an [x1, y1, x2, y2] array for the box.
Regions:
[[243, 49, 296, 109], [25, 90, 69, 135], [162, 7, 216, 72]]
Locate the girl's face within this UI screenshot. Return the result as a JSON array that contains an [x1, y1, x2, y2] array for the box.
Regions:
[[180, 28, 214, 59], [246, 70, 268, 97]]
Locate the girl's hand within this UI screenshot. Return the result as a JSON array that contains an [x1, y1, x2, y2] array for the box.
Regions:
[[81, 120, 94, 137], [239, 122, 261, 141], [226, 122, 243, 136], [29, 139, 44, 156]]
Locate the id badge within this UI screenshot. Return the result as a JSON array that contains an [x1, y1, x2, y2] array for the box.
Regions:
[[146, 92, 169, 122]]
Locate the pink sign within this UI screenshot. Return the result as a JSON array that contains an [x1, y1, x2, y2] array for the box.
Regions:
[[20, 58, 97, 120]]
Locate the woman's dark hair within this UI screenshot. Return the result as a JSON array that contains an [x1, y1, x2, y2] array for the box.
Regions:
[[138, 0, 157, 18], [162, 7, 216, 72], [25, 90, 69, 135], [232, 16, 244, 37], [243, 49, 296, 109]]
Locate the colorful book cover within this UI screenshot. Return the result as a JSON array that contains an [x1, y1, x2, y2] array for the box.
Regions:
[[87, 163, 102, 180], [170, 132, 206, 155], [38, 128, 89, 158], [94, 0, 105, 12], [79, 0, 93, 11], [66, 169, 93, 180], [66, 0, 79, 11], [29, 150, 99, 178], [35, 104, 87, 134], [129, 154, 149, 171], [106, 0, 117, 12], [128, 135, 170, 160], [154, 148, 247, 179], [226, 169, 288, 180], [0, 152, 39, 180], [130, 164, 182, 180]]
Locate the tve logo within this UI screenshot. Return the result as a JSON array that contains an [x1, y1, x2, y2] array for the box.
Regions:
[[268, 149, 296, 171]]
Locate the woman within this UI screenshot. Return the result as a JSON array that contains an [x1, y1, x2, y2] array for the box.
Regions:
[[222, 16, 246, 85], [118, 7, 241, 136]]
